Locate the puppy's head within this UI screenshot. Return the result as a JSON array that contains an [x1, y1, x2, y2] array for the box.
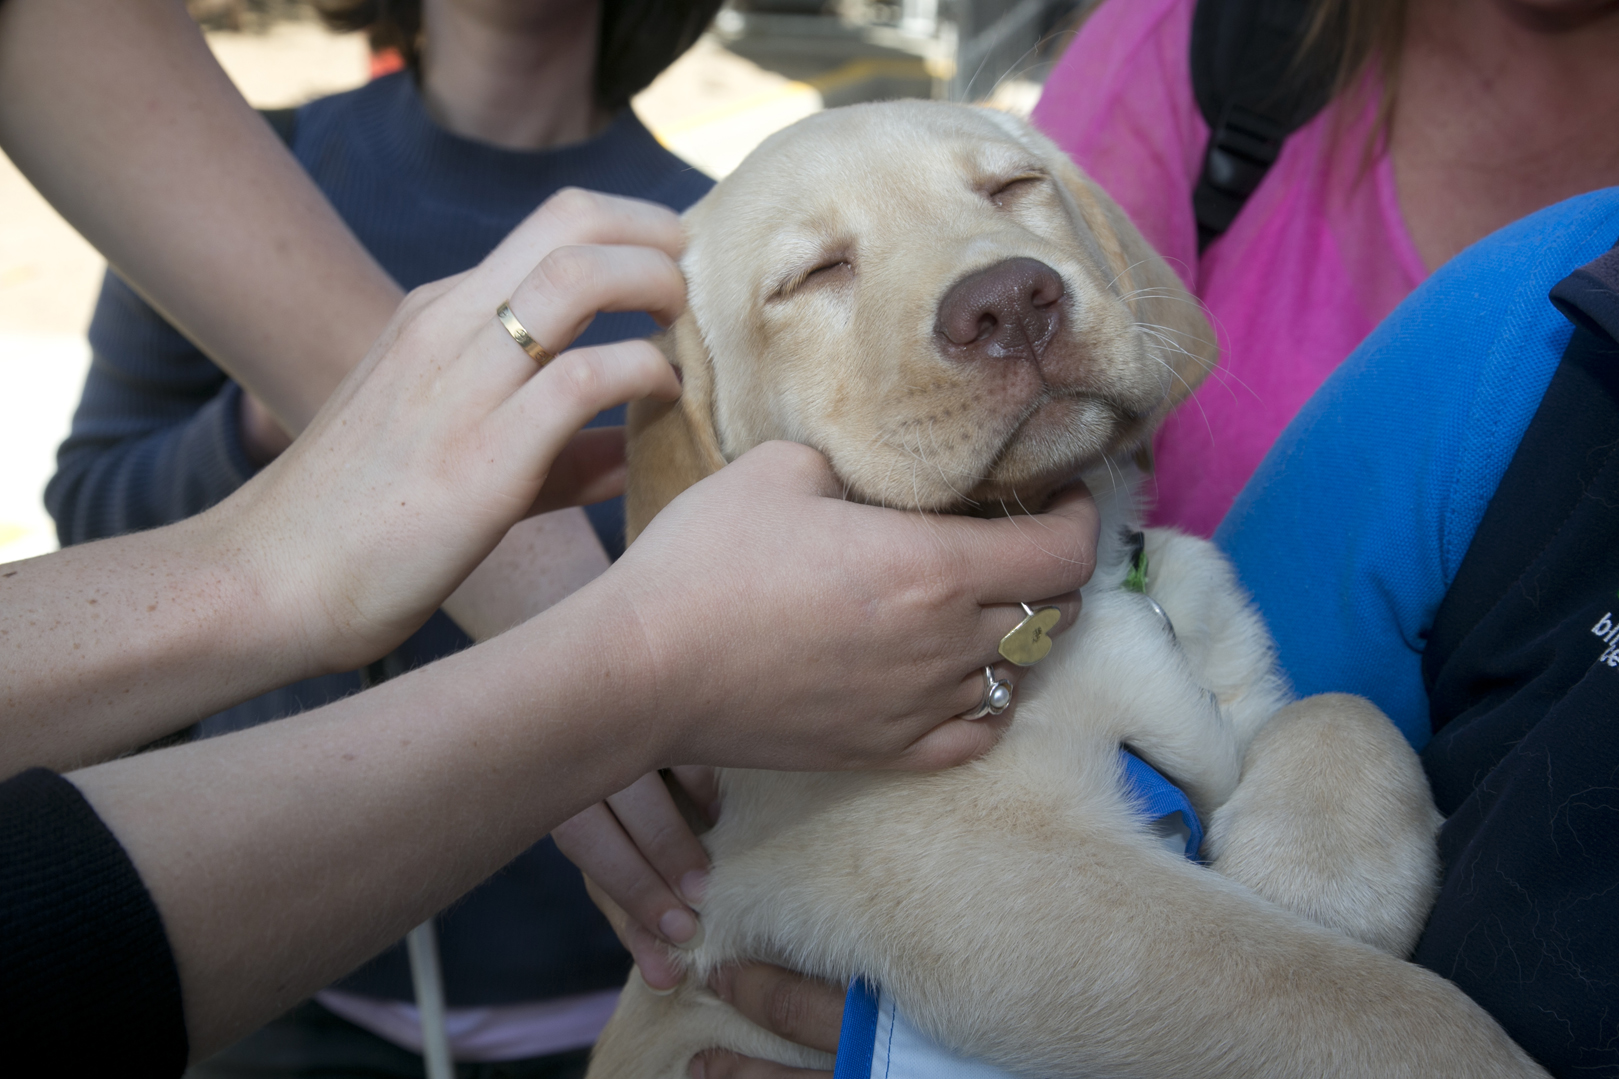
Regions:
[[628, 101, 1215, 541]]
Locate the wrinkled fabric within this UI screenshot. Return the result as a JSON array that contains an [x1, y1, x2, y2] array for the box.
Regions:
[[1032, 0, 1426, 536]]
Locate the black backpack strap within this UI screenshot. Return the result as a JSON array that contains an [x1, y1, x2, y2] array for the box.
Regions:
[[1189, 0, 1333, 251], [258, 106, 299, 148]]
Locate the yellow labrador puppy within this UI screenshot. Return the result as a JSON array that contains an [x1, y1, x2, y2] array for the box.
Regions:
[[588, 102, 1544, 1078]]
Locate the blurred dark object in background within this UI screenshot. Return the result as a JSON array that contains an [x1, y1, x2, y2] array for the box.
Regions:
[[718, 0, 1092, 102], [186, 0, 317, 33]]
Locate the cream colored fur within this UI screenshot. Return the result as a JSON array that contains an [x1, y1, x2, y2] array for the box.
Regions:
[[593, 102, 1546, 1077]]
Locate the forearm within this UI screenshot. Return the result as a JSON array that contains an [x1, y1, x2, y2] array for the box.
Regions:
[[0, 507, 315, 773], [68, 591, 666, 1058], [441, 508, 609, 640], [49, 384, 258, 546], [0, 0, 400, 431]]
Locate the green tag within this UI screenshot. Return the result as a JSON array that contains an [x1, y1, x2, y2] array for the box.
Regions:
[[1123, 531, 1149, 594]]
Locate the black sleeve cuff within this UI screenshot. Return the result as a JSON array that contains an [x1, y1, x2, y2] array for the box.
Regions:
[[0, 768, 188, 1076]]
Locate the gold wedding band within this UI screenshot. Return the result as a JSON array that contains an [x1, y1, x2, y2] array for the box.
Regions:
[[496, 300, 555, 366]]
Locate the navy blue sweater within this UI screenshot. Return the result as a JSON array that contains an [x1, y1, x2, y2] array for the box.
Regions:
[[45, 72, 712, 1007]]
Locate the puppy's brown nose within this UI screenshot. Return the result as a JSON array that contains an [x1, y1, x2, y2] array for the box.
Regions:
[[935, 257, 1064, 362]]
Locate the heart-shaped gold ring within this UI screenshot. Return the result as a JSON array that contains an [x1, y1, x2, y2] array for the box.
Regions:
[[998, 602, 1061, 666]]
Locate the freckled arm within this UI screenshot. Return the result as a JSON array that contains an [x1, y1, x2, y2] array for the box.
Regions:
[[0, 508, 333, 774]]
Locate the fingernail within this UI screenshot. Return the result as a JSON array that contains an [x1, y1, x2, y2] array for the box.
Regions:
[[680, 869, 708, 905], [639, 963, 681, 996], [688, 1054, 706, 1079], [659, 907, 700, 946]]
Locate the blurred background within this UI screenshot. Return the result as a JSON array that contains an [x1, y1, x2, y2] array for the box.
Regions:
[[0, 0, 1084, 562]]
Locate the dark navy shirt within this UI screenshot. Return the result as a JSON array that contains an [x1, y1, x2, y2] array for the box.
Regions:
[[44, 72, 712, 1005]]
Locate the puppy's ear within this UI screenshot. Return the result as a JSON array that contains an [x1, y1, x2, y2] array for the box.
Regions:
[[626, 310, 726, 546], [1050, 158, 1220, 422]]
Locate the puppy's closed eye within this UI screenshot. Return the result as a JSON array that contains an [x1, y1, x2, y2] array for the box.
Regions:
[[986, 174, 1046, 208], [771, 256, 855, 301]]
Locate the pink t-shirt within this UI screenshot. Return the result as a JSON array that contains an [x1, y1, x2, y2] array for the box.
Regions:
[[1031, 0, 1428, 537]]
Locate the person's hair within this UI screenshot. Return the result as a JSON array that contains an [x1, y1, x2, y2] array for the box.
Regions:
[[312, 0, 727, 111], [1298, 0, 1406, 134]]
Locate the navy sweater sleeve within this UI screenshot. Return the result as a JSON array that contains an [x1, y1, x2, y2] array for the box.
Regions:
[[0, 768, 188, 1076], [45, 271, 259, 544]]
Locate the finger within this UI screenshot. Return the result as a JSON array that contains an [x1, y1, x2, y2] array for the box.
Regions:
[[627, 922, 686, 992], [727, 444, 1097, 605], [976, 589, 1084, 662], [668, 765, 722, 825], [1027, 589, 1084, 637], [465, 245, 686, 404], [476, 189, 685, 290], [723, 441, 842, 499], [690, 1051, 830, 1079], [496, 244, 687, 363], [582, 875, 687, 992], [924, 480, 1101, 605], [529, 427, 627, 515], [493, 340, 682, 487], [893, 713, 1012, 771], [605, 772, 713, 905], [552, 800, 702, 947], [887, 662, 1022, 771], [708, 964, 844, 1055]]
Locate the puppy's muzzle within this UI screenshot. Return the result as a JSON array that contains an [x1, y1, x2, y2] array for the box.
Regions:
[[935, 257, 1065, 364]]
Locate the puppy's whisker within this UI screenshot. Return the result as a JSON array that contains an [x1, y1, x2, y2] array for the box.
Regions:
[[871, 431, 906, 506], [1118, 287, 1209, 313], [875, 429, 986, 484], [1136, 324, 1219, 383], [995, 492, 1096, 567], [1138, 323, 1223, 389], [1140, 320, 1259, 406], [1102, 451, 1133, 500], [980, 25, 1072, 107], [1137, 320, 1213, 359], [1137, 331, 1219, 442], [1105, 256, 1178, 297], [923, 420, 978, 506], [1136, 325, 1211, 385]]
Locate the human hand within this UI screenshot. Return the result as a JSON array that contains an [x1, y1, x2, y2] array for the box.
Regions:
[[597, 442, 1096, 773], [216, 189, 687, 674], [560, 458, 1095, 979], [554, 767, 720, 988], [689, 964, 842, 1078]]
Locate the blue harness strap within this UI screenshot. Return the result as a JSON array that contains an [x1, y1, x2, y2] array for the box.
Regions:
[[832, 748, 1203, 1079]]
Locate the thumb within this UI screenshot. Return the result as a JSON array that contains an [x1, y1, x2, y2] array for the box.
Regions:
[[530, 427, 627, 514]]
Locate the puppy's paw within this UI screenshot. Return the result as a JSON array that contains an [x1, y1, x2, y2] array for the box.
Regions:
[[1205, 693, 1443, 956]]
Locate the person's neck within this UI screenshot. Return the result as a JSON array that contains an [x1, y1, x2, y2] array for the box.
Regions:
[[1392, 0, 1619, 270], [418, 0, 610, 151]]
